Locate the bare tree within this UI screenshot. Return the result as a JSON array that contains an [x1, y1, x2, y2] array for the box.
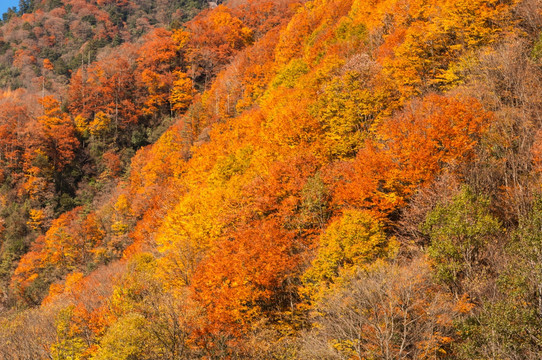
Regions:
[[302, 258, 457, 360]]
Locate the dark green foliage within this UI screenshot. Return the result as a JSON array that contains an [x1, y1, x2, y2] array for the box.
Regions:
[[18, 0, 35, 15], [105, 4, 129, 27], [39, 47, 61, 63], [1, 202, 30, 256], [81, 15, 97, 26], [0, 40, 10, 55], [22, 21, 32, 32], [2, 8, 17, 23], [45, 0, 62, 11], [53, 58, 69, 76]]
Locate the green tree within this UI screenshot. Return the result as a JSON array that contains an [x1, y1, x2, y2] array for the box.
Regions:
[[455, 197, 542, 359], [422, 187, 501, 292]]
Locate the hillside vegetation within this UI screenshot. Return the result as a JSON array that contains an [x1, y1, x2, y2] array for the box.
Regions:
[[1, 0, 542, 358]]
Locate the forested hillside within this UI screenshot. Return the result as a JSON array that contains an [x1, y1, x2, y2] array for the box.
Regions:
[[0, 0, 542, 358]]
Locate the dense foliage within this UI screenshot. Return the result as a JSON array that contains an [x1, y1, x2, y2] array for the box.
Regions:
[[0, 0, 542, 358]]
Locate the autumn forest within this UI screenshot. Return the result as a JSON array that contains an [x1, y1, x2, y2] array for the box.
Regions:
[[0, 0, 540, 358]]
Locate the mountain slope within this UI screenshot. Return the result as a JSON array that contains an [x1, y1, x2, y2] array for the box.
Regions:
[[2, 0, 542, 358]]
